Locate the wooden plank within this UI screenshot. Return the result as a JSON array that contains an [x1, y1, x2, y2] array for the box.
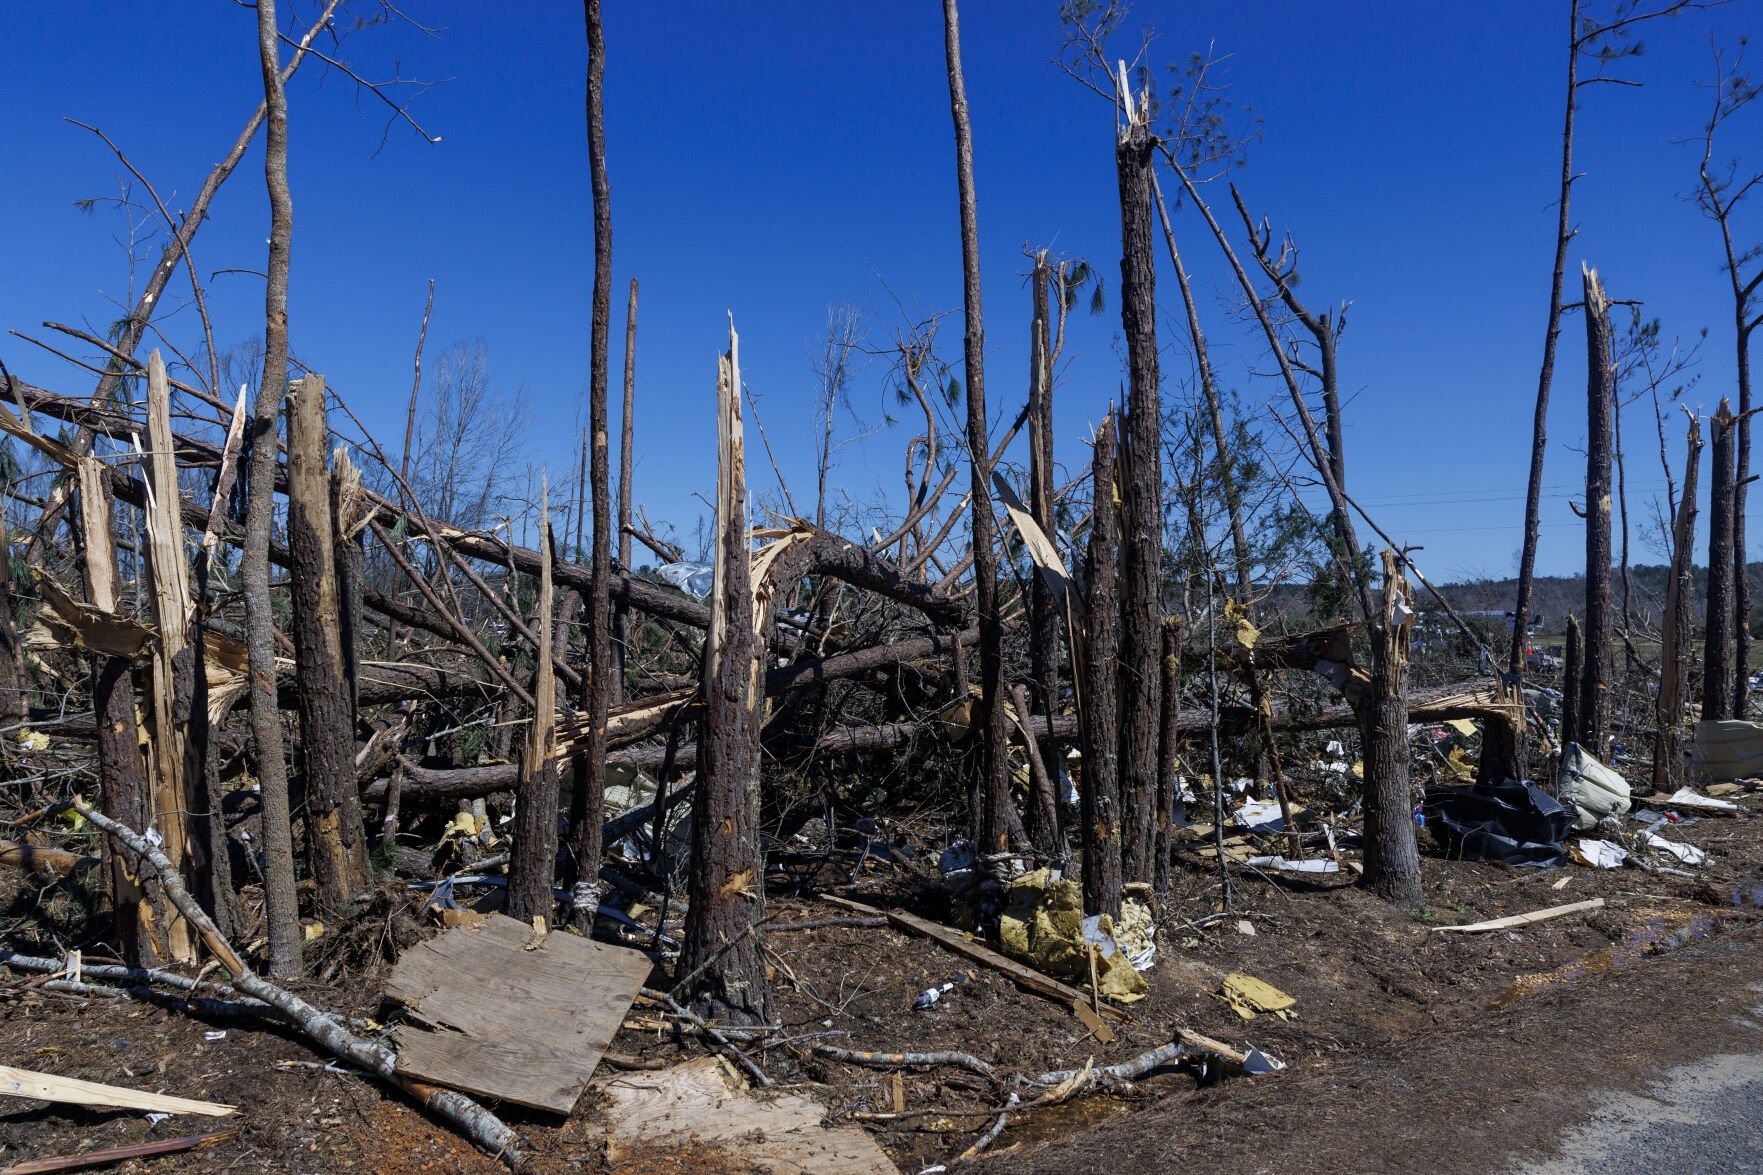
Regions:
[[820, 896, 1131, 1022], [602, 1056, 898, 1174], [0, 1065, 233, 1117], [1432, 897, 1606, 934], [385, 914, 651, 1114]]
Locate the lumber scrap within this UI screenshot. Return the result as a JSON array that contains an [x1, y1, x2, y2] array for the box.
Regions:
[[1432, 897, 1605, 933], [820, 895, 1131, 1022], [0, 1064, 234, 1117], [0, 1128, 239, 1174], [385, 914, 651, 1113]]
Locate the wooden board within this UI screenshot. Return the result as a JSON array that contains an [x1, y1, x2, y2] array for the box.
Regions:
[[601, 1056, 898, 1174], [820, 895, 1132, 1022], [385, 914, 652, 1113]]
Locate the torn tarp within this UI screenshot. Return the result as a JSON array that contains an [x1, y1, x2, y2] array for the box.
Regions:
[[1422, 780, 1571, 867]]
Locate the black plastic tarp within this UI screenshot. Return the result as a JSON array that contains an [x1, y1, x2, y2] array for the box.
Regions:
[[1422, 780, 1571, 867]]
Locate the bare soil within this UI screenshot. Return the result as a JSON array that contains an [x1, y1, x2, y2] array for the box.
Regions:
[[4, 797, 1761, 1175]]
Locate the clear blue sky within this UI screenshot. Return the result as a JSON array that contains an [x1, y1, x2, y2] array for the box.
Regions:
[[3, 1, 1757, 585]]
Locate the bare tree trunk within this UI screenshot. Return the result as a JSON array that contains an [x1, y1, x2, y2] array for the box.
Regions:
[[76, 461, 166, 965], [508, 488, 559, 925], [1115, 104, 1163, 885], [1154, 614, 1182, 897], [248, 0, 303, 976], [1153, 174, 1250, 602], [1656, 416, 1702, 792], [1026, 254, 1062, 847], [568, 0, 613, 928], [613, 277, 638, 706], [680, 324, 770, 1025], [0, 504, 20, 726], [1080, 415, 1122, 920], [1360, 552, 1421, 903], [942, 0, 1012, 855], [1580, 265, 1615, 753], [1705, 399, 1738, 721], [1511, 0, 1583, 693], [286, 377, 370, 910]]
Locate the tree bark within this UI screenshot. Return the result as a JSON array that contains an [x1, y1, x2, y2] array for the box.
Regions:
[[568, 0, 614, 929], [1026, 254, 1062, 850], [1359, 551, 1421, 904], [331, 449, 366, 728], [1580, 265, 1615, 752], [680, 324, 770, 1025], [1115, 107, 1163, 885], [1562, 614, 1583, 750], [613, 277, 638, 706], [1705, 399, 1738, 721], [248, 0, 303, 979], [1154, 614, 1182, 897], [1656, 415, 1702, 792], [76, 459, 166, 965], [286, 377, 370, 911], [1080, 416, 1122, 920], [941, 0, 1013, 856], [507, 491, 559, 925], [0, 502, 21, 725]]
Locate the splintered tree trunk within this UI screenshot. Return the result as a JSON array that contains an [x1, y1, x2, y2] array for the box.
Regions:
[[568, 0, 613, 928], [249, 0, 303, 979], [1080, 415, 1122, 920], [1358, 551, 1421, 904], [1154, 614, 1182, 897], [138, 355, 202, 960], [613, 276, 638, 706], [1656, 416, 1703, 792], [1735, 324, 1754, 717], [286, 376, 370, 911], [508, 486, 559, 925], [1705, 399, 1738, 721], [1580, 266, 1614, 752], [942, 0, 1013, 855], [1562, 614, 1583, 750], [77, 459, 167, 965], [680, 324, 770, 1025], [1115, 108, 1163, 884]]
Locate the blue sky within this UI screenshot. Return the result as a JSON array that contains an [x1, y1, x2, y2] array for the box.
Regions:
[[3, 1, 1758, 585]]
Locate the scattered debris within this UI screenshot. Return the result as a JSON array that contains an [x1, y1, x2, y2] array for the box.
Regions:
[[1571, 839, 1628, 870], [999, 869, 1154, 1002], [1244, 854, 1341, 875], [1666, 787, 1740, 814], [385, 912, 651, 1113], [1557, 743, 1632, 829], [1218, 973, 1297, 1020], [601, 1056, 899, 1174], [820, 895, 1132, 1022], [1423, 780, 1572, 866], [1692, 718, 1763, 780]]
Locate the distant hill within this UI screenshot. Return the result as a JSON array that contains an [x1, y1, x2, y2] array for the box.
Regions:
[[1427, 563, 1763, 638]]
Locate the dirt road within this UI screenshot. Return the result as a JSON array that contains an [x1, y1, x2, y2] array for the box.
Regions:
[[1002, 922, 1763, 1175]]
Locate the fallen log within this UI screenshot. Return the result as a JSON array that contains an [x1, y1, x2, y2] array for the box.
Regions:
[[66, 800, 525, 1168]]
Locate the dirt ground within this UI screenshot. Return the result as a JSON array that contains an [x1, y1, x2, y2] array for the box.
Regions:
[[3, 792, 1761, 1175]]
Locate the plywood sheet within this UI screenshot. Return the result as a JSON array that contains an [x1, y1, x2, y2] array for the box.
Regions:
[[386, 914, 652, 1113]]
